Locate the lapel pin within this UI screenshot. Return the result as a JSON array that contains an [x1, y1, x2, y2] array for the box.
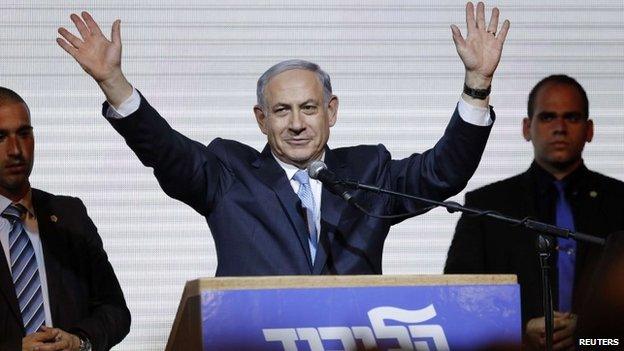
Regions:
[[589, 191, 598, 198], [50, 215, 58, 223]]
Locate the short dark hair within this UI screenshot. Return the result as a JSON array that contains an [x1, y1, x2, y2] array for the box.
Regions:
[[0, 87, 27, 106], [256, 59, 332, 110], [527, 75, 589, 119]]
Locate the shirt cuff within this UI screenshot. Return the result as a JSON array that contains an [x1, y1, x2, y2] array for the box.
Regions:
[[457, 97, 493, 126], [105, 88, 141, 119]]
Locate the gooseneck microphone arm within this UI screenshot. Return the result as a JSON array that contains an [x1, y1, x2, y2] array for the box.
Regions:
[[307, 161, 435, 220], [338, 178, 605, 246]]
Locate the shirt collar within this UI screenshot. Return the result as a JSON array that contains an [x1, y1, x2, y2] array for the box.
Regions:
[[530, 160, 588, 195], [0, 188, 35, 219], [271, 151, 326, 181]]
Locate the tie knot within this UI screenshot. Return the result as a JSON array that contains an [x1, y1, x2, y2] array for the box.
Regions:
[[553, 180, 567, 196], [2, 203, 26, 223], [293, 169, 310, 185]]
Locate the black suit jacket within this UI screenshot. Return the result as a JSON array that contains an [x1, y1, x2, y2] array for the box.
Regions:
[[444, 163, 624, 326], [105, 94, 493, 276], [0, 189, 130, 351]]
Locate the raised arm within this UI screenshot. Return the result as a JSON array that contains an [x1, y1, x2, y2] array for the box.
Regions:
[[57, 12, 132, 108], [452, 2, 510, 108]]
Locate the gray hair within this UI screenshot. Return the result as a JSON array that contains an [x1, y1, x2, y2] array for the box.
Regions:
[[256, 59, 332, 110]]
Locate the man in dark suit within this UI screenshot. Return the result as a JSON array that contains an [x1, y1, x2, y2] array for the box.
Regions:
[[55, 3, 510, 275], [0, 88, 130, 351], [444, 75, 624, 349]]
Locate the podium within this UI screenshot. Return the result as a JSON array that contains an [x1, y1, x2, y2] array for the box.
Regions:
[[166, 275, 520, 351]]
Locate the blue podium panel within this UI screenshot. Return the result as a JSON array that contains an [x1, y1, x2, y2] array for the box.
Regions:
[[200, 284, 520, 350]]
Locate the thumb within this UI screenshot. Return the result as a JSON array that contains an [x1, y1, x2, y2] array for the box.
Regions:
[[111, 19, 122, 46]]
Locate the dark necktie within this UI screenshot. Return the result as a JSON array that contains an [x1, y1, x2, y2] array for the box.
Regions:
[[553, 181, 576, 312], [3, 204, 45, 334]]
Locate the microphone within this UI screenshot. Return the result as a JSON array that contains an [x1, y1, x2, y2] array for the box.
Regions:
[[307, 160, 356, 205]]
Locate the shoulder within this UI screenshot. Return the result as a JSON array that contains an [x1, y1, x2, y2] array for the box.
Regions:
[[587, 170, 624, 192], [585, 170, 624, 206], [208, 138, 261, 160], [31, 189, 86, 215], [464, 172, 527, 204], [330, 144, 386, 160]]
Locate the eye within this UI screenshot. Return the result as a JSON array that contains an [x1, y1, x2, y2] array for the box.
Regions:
[[302, 105, 318, 114], [538, 114, 555, 122], [565, 114, 583, 122], [18, 129, 33, 138], [273, 107, 289, 116]]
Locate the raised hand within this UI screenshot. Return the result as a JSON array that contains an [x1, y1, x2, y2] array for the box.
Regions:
[[451, 2, 510, 88], [57, 12, 132, 107]]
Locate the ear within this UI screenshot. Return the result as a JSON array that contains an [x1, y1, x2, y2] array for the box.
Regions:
[[327, 95, 339, 127], [253, 105, 268, 135], [586, 119, 594, 143], [522, 117, 532, 141]]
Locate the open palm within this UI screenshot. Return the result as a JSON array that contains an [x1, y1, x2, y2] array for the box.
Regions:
[[451, 2, 510, 80], [57, 12, 122, 83]]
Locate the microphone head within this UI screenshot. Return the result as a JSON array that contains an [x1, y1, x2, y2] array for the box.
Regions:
[[307, 160, 327, 180]]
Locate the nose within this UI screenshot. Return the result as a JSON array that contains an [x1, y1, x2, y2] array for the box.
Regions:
[[552, 116, 568, 134], [289, 110, 305, 133], [7, 136, 23, 156]]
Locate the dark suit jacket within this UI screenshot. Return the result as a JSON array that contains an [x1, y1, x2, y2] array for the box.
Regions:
[[0, 189, 130, 351], [444, 163, 624, 327], [105, 94, 493, 276]]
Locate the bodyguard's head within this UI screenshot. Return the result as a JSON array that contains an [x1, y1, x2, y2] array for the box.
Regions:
[[254, 60, 339, 169], [522, 75, 593, 177], [0, 87, 34, 200]]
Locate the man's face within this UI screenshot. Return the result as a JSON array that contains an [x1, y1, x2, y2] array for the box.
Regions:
[[0, 102, 34, 199], [254, 69, 338, 168], [523, 83, 593, 172]]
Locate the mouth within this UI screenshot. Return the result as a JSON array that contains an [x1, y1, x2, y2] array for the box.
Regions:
[[5, 163, 27, 173], [285, 139, 311, 146], [549, 141, 569, 147]]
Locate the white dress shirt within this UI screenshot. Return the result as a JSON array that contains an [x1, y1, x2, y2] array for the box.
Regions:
[[0, 191, 53, 328]]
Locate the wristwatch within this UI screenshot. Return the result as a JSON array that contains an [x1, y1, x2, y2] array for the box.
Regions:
[[463, 83, 491, 100], [79, 336, 92, 351]]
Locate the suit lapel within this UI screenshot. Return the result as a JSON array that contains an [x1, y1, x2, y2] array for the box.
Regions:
[[31, 189, 63, 326], [313, 148, 350, 274], [251, 145, 313, 271], [0, 238, 21, 326]]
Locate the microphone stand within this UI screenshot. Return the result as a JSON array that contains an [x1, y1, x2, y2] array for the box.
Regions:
[[338, 179, 605, 351]]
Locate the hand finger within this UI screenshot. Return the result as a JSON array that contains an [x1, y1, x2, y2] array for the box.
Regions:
[[28, 327, 59, 342], [465, 2, 476, 35], [70, 13, 90, 39], [450, 24, 466, 48], [553, 326, 574, 342], [33, 340, 67, 351], [111, 19, 122, 46], [56, 38, 79, 57], [487, 7, 499, 34], [476, 2, 486, 30], [552, 317, 566, 330], [496, 20, 510, 44], [82, 11, 103, 36], [553, 336, 575, 350], [57, 27, 83, 49]]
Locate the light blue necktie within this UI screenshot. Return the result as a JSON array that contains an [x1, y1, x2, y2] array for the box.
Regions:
[[554, 181, 576, 312], [3, 204, 45, 334], [293, 170, 318, 264]]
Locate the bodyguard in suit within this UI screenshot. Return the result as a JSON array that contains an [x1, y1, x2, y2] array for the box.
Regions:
[[445, 75, 624, 349], [55, 3, 510, 275], [0, 88, 130, 351]]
